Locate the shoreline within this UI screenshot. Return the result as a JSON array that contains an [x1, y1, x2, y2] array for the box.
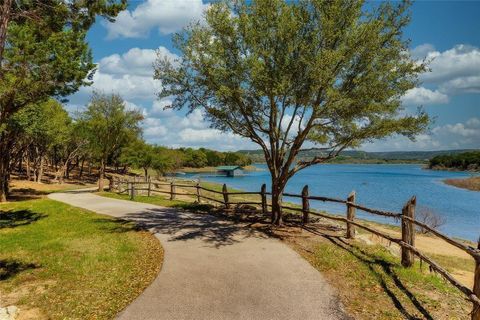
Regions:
[[443, 176, 480, 192]]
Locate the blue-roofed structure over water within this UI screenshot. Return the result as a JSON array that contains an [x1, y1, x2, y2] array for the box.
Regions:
[[216, 166, 243, 177]]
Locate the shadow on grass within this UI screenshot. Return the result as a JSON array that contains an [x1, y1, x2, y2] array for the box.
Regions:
[[0, 259, 39, 281], [0, 209, 47, 229], [297, 224, 434, 320], [6, 188, 49, 201]]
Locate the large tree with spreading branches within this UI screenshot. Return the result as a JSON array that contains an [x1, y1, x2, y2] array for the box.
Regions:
[[0, 0, 126, 201], [155, 0, 429, 224]]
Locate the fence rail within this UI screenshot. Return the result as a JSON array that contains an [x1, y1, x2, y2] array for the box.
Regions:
[[109, 176, 480, 318]]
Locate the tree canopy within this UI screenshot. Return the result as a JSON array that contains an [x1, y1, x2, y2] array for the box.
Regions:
[[0, 0, 126, 201], [78, 92, 143, 190], [155, 0, 430, 224]]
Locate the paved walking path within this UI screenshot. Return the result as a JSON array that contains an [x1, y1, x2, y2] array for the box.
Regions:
[[48, 192, 348, 320]]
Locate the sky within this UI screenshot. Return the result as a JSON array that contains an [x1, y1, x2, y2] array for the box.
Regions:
[[67, 0, 480, 152]]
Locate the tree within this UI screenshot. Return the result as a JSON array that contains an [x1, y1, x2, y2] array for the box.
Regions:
[[155, 0, 429, 224], [0, 0, 126, 201], [79, 92, 143, 191], [151, 146, 179, 177], [120, 140, 156, 181], [8, 99, 71, 183]]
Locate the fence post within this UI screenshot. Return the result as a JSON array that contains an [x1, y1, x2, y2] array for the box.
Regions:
[[261, 184, 267, 215], [130, 182, 135, 200], [473, 239, 480, 320], [401, 196, 416, 267], [148, 180, 151, 197], [170, 181, 176, 200], [346, 191, 356, 239], [301, 185, 310, 224], [108, 176, 114, 192], [196, 182, 201, 203], [222, 184, 230, 209]]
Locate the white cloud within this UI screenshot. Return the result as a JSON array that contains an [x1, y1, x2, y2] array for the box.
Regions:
[[405, 44, 480, 104], [139, 100, 255, 150], [78, 47, 177, 101], [410, 43, 435, 60], [421, 45, 480, 84], [402, 87, 449, 106], [104, 0, 209, 39], [363, 117, 480, 151], [439, 76, 480, 94], [99, 47, 177, 77]]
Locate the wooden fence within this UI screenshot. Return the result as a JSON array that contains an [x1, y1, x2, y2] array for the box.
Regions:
[[109, 177, 480, 319]]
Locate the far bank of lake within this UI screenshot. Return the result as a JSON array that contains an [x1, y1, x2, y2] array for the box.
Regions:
[[182, 164, 480, 241]]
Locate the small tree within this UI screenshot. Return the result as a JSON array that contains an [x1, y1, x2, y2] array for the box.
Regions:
[[155, 0, 429, 224], [120, 140, 156, 181], [79, 92, 143, 191], [416, 206, 447, 234]]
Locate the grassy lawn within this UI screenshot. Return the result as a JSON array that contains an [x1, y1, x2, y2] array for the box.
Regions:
[[0, 198, 163, 320]]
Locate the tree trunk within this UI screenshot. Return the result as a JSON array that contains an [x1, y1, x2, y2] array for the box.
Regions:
[[98, 159, 105, 191], [37, 156, 44, 184], [25, 152, 31, 180], [0, 153, 9, 202], [79, 159, 85, 179], [271, 177, 285, 225], [0, 0, 12, 64], [144, 168, 148, 181]]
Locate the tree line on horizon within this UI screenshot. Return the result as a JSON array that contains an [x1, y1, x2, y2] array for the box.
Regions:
[[6, 91, 252, 190], [429, 151, 480, 171]]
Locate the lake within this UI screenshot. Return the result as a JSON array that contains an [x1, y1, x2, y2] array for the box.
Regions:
[[182, 164, 480, 241]]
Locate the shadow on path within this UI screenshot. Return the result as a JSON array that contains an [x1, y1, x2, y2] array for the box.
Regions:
[[96, 207, 267, 248]]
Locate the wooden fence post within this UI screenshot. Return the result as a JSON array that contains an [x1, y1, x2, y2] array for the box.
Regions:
[[222, 184, 230, 209], [301, 185, 310, 224], [401, 196, 416, 267], [130, 182, 135, 200], [170, 181, 176, 200], [147, 180, 151, 197], [196, 182, 201, 203], [472, 238, 480, 320], [346, 191, 356, 239], [261, 184, 267, 216]]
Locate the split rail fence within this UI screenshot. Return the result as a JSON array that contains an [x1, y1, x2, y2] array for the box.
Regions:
[[109, 177, 480, 319]]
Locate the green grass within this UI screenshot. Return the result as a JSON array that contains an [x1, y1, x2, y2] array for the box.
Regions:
[[291, 237, 470, 319], [0, 199, 162, 319]]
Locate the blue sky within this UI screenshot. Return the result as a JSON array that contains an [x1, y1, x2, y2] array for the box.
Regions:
[[68, 0, 480, 152]]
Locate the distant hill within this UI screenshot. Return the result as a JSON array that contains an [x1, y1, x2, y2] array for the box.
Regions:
[[237, 149, 478, 164]]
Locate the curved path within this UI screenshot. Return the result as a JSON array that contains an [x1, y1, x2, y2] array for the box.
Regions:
[[49, 192, 348, 320]]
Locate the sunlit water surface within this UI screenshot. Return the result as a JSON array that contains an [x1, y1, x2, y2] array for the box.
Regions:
[[181, 164, 480, 241]]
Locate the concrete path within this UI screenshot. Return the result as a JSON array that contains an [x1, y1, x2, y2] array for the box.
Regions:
[[48, 192, 348, 320]]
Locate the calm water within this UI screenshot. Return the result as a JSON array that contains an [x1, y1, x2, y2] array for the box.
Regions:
[[182, 164, 480, 241]]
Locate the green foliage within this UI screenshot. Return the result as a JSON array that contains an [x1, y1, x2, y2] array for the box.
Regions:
[[429, 151, 480, 171], [10, 99, 71, 152], [78, 92, 143, 172], [0, 0, 126, 122], [155, 0, 429, 221]]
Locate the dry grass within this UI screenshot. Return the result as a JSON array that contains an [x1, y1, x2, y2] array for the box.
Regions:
[[444, 176, 480, 191]]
